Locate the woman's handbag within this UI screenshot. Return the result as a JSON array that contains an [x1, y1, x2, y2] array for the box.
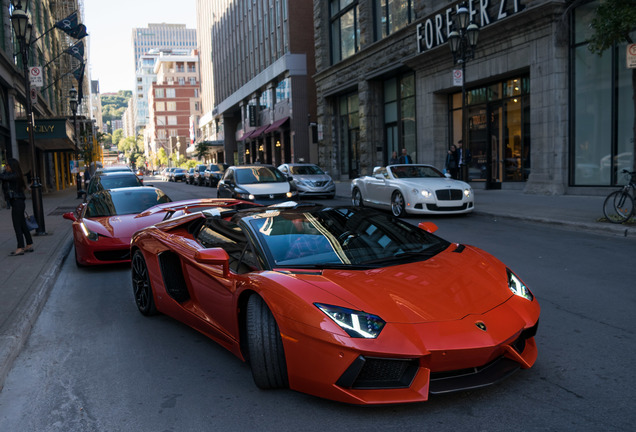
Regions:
[[25, 212, 38, 231]]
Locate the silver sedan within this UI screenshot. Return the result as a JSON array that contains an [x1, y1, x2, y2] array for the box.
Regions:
[[278, 163, 336, 199]]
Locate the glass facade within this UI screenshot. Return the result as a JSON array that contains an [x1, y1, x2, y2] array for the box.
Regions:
[[330, 0, 360, 64], [451, 77, 531, 183], [338, 92, 360, 178], [383, 73, 416, 164], [374, 0, 413, 40], [571, 1, 635, 186]]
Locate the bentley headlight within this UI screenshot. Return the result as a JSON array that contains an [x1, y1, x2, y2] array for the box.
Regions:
[[464, 188, 472, 198], [420, 189, 433, 198], [315, 303, 385, 338], [507, 269, 533, 301], [80, 222, 99, 241]]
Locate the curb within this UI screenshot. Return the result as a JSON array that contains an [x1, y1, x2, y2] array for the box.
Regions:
[[0, 237, 73, 391]]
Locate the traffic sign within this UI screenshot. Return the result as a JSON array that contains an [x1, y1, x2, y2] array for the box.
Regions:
[[627, 44, 636, 69], [30, 88, 38, 106], [453, 69, 463, 86], [29, 66, 43, 88]]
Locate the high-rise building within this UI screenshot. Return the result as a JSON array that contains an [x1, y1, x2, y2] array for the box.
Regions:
[[196, 0, 316, 166], [131, 24, 196, 133]]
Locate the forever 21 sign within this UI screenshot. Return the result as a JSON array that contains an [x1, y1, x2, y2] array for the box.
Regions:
[[417, 0, 524, 53]]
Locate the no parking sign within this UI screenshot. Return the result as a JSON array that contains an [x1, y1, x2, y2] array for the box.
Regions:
[[628, 44, 636, 69], [29, 66, 43, 88], [453, 69, 463, 86]]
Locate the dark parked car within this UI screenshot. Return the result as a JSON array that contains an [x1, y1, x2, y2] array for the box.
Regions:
[[204, 163, 227, 187], [193, 164, 207, 186], [186, 168, 196, 184], [83, 171, 145, 201], [170, 168, 187, 182]]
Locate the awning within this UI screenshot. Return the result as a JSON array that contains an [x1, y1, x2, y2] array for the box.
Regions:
[[264, 117, 289, 134], [15, 118, 77, 151], [238, 130, 252, 141], [249, 125, 269, 139]]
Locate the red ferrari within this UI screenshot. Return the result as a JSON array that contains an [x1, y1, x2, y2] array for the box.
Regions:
[[130, 203, 540, 404], [63, 188, 257, 266]]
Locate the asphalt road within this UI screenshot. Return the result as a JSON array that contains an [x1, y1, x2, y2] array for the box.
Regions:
[[0, 180, 634, 431]]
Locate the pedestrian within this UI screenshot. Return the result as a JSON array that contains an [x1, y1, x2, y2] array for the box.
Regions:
[[446, 144, 459, 179], [0, 158, 34, 256], [457, 140, 471, 180], [84, 166, 91, 188], [389, 151, 399, 165], [398, 148, 413, 164]]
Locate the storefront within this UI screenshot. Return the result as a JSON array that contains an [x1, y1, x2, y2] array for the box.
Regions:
[[313, 0, 634, 194]]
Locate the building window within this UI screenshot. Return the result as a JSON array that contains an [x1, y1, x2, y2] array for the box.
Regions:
[[383, 73, 416, 165], [169, 129, 178, 137], [275, 78, 290, 103], [167, 102, 177, 111], [168, 116, 178, 125], [189, 77, 197, 85], [375, 0, 412, 40], [156, 102, 165, 112], [571, 0, 634, 186], [157, 130, 166, 139], [166, 88, 176, 98], [179, 77, 185, 86], [330, 0, 359, 64], [155, 88, 165, 98], [337, 92, 360, 178], [156, 116, 166, 126]]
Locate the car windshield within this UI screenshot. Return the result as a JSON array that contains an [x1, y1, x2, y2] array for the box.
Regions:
[[85, 189, 172, 217], [390, 165, 445, 179], [208, 164, 222, 172], [246, 207, 450, 268], [99, 174, 143, 189], [235, 167, 286, 184], [175, 168, 185, 173], [289, 165, 325, 175]]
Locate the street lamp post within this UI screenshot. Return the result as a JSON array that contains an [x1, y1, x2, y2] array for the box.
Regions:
[[69, 87, 81, 197], [448, 4, 479, 183], [11, 3, 46, 235]]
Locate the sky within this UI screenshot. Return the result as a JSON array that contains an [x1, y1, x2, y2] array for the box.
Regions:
[[83, 0, 197, 94]]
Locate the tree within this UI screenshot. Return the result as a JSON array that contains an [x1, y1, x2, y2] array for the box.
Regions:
[[111, 129, 124, 147], [588, 0, 636, 176], [195, 141, 209, 161], [157, 148, 168, 167]]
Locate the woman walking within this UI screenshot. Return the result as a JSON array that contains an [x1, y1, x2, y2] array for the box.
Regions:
[[0, 158, 33, 256], [446, 145, 459, 179]]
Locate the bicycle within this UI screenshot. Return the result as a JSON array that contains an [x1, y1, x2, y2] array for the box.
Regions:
[[603, 169, 636, 223]]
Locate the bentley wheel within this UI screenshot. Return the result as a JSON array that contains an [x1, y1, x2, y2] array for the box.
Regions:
[[352, 188, 363, 207], [246, 295, 288, 389], [131, 250, 157, 316], [391, 191, 406, 217]]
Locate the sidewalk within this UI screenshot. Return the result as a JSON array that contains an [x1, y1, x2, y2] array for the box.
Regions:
[[0, 182, 634, 390]]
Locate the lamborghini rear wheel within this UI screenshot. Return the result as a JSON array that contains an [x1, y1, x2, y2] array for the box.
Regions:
[[246, 295, 288, 389], [131, 250, 157, 316]]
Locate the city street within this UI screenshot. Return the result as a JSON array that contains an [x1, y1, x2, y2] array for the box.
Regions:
[[0, 179, 634, 431]]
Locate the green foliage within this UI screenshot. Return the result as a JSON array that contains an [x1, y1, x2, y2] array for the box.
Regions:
[[588, 0, 636, 54], [101, 90, 132, 130], [195, 141, 210, 161], [184, 159, 198, 169], [157, 148, 168, 167], [111, 129, 124, 147]]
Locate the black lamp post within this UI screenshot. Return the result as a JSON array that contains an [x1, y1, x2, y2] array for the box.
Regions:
[[11, 2, 46, 235], [69, 86, 82, 197], [448, 4, 479, 183]]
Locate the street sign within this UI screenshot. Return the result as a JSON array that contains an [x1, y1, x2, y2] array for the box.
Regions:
[[627, 44, 636, 69], [29, 66, 43, 88], [453, 69, 463, 86], [30, 87, 38, 106]]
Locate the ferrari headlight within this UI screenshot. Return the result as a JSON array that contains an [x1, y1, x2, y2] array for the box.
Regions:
[[507, 269, 533, 301], [464, 188, 472, 198], [80, 222, 99, 241], [315, 303, 385, 338]]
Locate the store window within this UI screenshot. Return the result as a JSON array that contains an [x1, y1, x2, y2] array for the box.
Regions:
[[450, 76, 530, 183], [383, 73, 416, 164], [275, 78, 291, 103], [337, 92, 360, 178], [571, 1, 635, 186], [330, 0, 360, 64], [375, 0, 413, 40]]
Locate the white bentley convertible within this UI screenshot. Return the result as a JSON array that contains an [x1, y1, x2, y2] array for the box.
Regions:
[[351, 164, 474, 217]]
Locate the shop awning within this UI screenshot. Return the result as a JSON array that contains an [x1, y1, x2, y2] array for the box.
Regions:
[[249, 125, 269, 139], [264, 117, 289, 134], [15, 118, 77, 151]]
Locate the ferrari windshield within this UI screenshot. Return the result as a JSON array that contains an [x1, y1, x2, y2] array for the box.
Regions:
[[389, 165, 445, 179], [85, 188, 172, 218], [246, 207, 450, 268]]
